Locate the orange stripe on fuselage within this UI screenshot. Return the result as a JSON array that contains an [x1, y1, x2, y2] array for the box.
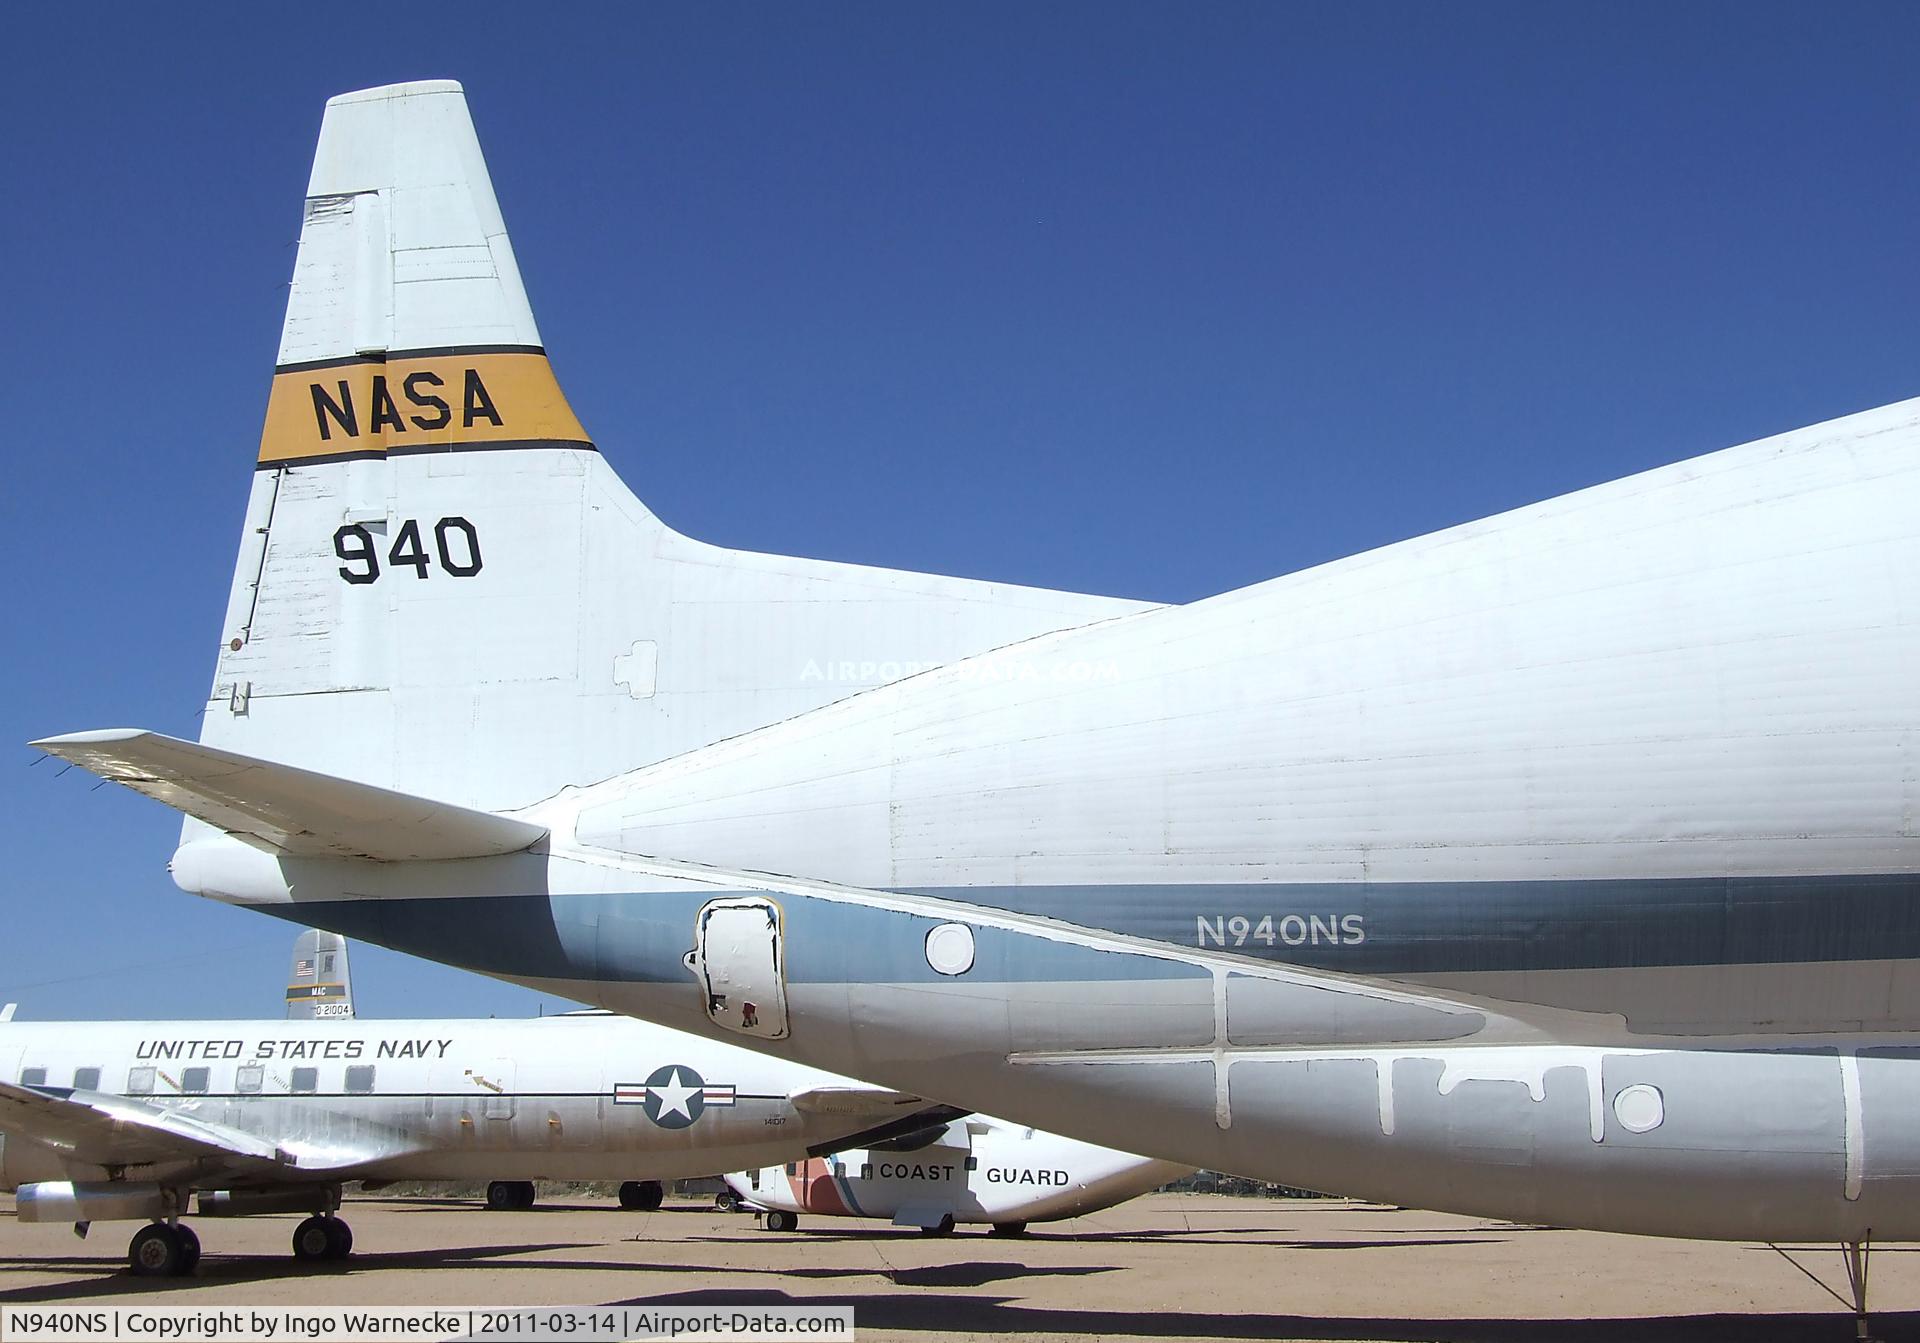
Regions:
[[786, 1158, 855, 1215]]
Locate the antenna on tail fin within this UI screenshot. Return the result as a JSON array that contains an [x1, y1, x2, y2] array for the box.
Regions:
[[286, 930, 354, 1020]]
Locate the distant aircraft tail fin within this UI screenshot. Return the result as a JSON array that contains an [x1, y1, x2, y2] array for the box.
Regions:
[[200, 80, 1152, 817], [286, 930, 354, 1020]]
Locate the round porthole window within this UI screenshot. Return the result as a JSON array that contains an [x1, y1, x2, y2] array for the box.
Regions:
[[1612, 1083, 1665, 1134], [924, 922, 976, 976]]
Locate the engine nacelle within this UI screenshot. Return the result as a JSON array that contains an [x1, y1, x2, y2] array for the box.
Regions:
[[15, 1181, 170, 1225], [197, 1187, 334, 1217]]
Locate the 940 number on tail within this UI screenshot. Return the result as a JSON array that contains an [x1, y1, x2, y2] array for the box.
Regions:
[[333, 517, 482, 584]]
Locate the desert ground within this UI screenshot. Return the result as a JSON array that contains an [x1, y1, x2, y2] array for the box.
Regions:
[[4, 1192, 1918, 1341]]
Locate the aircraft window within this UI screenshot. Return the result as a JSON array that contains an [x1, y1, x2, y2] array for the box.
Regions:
[[859, 1163, 873, 1180], [182, 1067, 210, 1094], [346, 1065, 375, 1094], [291, 1066, 318, 1094], [73, 1067, 100, 1091], [965, 1156, 978, 1171], [19, 1067, 46, 1087], [236, 1065, 264, 1094], [785, 1163, 797, 1176], [749, 1170, 760, 1190], [127, 1067, 156, 1095]]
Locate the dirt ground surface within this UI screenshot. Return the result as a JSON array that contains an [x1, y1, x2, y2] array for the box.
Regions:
[[4, 1192, 1919, 1342]]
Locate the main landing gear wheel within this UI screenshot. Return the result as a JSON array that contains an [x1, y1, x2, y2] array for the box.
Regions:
[[990, 1221, 1028, 1237], [128, 1223, 192, 1277], [618, 1180, 664, 1212], [920, 1214, 957, 1237], [292, 1215, 353, 1262], [486, 1181, 537, 1211], [715, 1190, 741, 1213], [764, 1209, 799, 1233], [175, 1223, 202, 1272]]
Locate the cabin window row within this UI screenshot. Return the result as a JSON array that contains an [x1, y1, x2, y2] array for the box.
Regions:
[[16, 1064, 377, 1095]]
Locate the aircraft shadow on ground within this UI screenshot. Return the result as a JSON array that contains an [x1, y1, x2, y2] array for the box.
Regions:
[[0, 1244, 595, 1301], [619, 1290, 1920, 1342], [379, 1201, 668, 1215], [1059, 1230, 1508, 1250], [0, 1250, 1113, 1298]]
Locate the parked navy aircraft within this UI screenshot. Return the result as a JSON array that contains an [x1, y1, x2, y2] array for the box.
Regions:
[[36, 80, 1920, 1323], [0, 935, 950, 1276], [727, 1115, 1187, 1236]]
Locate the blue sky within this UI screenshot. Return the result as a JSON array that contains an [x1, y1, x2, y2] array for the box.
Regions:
[[4, 3, 1917, 1020]]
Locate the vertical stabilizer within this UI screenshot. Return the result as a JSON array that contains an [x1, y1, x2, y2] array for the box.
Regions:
[[259, 80, 589, 466], [285, 930, 354, 1020], [200, 82, 1153, 819]]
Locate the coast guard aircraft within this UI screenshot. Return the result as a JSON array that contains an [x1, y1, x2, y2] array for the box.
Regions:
[[35, 80, 1920, 1321], [726, 1116, 1188, 1236], [0, 934, 953, 1276]]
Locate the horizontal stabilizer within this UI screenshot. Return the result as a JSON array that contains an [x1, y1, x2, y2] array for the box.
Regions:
[[30, 730, 546, 862]]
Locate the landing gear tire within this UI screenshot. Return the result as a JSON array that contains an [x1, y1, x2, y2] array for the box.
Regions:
[[715, 1190, 741, 1213], [920, 1214, 957, 1237], [486, 1181, 536, 1211], [990, 1221, 1028, 1237], [292, 1216, 333, 1261], [291, 1215, 352, 1262], [765, 1209, 799, 1233], [128, 1223, 189, 1277], [619, 1180, 664, 1212], [175, 1223, 202, 1273]]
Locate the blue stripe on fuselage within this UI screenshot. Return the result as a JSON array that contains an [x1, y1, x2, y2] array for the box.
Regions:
[[246, 872, 1920, 988], [251, 891, 1205, 987]]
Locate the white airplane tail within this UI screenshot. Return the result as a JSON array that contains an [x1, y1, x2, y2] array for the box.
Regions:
[[285, 930, 354, 1021], [204, 82, 1152, 812]]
